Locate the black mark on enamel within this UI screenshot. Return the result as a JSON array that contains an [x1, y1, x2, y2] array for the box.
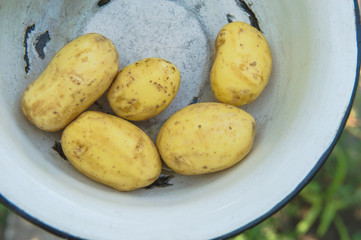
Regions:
[[52, 141, 68, 161], [23, 24, 35, 74], [35, 31, 51, 60], [145, 174, 174, 189], [98, 0, 111, 7], [194, 3, 205, 12], [226, 14, 235, 23], [235, 0, 261, 32], [189, 96, 199, 105]]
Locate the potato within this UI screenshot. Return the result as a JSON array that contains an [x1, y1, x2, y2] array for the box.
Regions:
[[107, 58, 180, 121], [210, 21, 272, 106], [22, 33, 119, 132], [156, 102, 256, 175], [61, 111, 162, 191]]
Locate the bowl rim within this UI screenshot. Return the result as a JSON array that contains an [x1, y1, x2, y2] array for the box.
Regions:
[[1, 1, 361, 239]]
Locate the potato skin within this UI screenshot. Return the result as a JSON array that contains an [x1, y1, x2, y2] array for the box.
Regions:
[[61, 111, 162, 191], [107, 58, 180, 121], [156, 102, 256, 175], [22, 33, 119, 132], [210, 22, 272, 106]]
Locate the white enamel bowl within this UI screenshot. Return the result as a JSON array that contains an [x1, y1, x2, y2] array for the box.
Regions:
[[0, 1, 360, 239]]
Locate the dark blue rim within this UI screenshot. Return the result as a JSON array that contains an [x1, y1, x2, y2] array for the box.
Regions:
[[216, 0, 361, 239], [0, 193, 83, 240], [0, 2, 360, 240]]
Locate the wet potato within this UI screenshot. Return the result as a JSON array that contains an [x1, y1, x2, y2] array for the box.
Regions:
[[210, 21, 272, 106], [61, 111, 162, 191], [22, 33, 119, 132], [107, 58, 181, 121], [156, 102, 256, 175]]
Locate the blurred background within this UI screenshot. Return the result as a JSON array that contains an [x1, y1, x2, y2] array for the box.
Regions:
[[0, 82, 360, 240]]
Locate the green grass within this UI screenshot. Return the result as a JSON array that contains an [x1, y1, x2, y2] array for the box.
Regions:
[[0, 204, 7, 226], [236, 82, 361, 240], [0, 203, 8, 239]]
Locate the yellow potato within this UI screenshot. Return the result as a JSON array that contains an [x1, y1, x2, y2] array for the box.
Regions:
[[22, 33, 119, 132], [107, 58, 180, 121], [210, 21, 272, 106], [61, 111, 162, 191], [156, 102, 256, 175]]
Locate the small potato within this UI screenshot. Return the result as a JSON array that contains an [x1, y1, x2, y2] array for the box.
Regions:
[[61, 111, 162, 191], [107, 58, 181, 121], [156, 102, 256, 175], [22, 33, 119, 132], [210, 21, 272, 106]]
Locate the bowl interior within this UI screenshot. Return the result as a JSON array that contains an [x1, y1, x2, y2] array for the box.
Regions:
[[0, 0, 359, 239]]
